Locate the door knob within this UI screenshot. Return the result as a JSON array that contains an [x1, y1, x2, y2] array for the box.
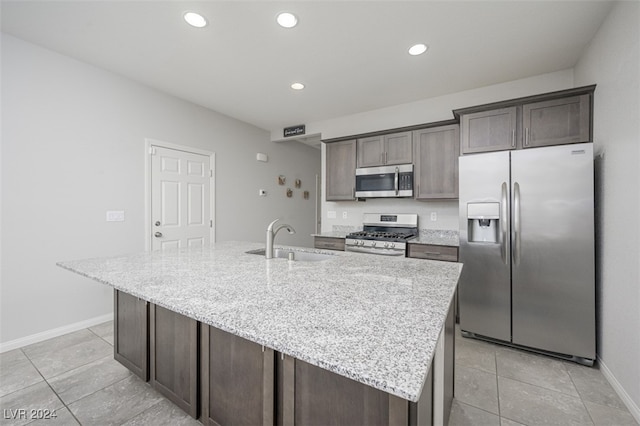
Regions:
[[155, 232, 163, 238], [155, 221, 161, 226]]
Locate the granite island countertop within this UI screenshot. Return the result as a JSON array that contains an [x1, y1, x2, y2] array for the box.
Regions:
[[313, 229, 460, 247], [57, 241, 462, 402]]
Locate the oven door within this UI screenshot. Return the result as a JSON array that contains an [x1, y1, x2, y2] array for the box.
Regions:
[[355, 164, 413, 198], [345, 239, 407, 256]]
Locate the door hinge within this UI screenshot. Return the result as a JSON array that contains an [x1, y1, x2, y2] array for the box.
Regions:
[[149, 146, 157, 155], [210, 169, 213, 177], [210, 220, 213, 228]]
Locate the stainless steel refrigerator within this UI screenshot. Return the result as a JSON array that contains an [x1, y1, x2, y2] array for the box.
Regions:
[[458, 142, 595, 365]]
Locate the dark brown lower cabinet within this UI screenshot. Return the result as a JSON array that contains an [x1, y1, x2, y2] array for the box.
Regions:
[[150, 304, 199, 419], [200, 325, 274, 426], [114, 290, 149, 381], [114, 291, 454, 426], [276, 355, 431, 426]]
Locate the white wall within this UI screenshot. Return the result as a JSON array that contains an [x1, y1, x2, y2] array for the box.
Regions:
[[0, 34, 320, 347], [316, 70, 575, 233], [574, 0, 640, 415]]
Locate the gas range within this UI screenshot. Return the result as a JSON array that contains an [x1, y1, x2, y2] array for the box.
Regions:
[[345, 213, 418, 256]]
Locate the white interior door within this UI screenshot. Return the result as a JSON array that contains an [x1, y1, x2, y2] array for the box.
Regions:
[[151, 145, 211, 251]]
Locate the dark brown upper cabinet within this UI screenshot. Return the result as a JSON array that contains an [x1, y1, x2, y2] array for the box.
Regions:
[[522, 94, 590, 148], [455, 85, 594, 155], [460, 107, 518, 154], [325, 139, 356, 201], [357, 131, 412, 167], [413, 124, 460, 199]]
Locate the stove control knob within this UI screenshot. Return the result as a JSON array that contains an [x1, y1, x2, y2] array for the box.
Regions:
[[371, 241, 376, 247], [383, 242, 389, 248], [389, 243, 395, 248]]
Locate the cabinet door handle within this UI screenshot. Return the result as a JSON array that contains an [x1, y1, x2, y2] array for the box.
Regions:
[[511, 129, 516, 147], [524, 128, 529, 146]]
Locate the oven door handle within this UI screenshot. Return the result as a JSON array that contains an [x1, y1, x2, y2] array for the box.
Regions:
[[394, 167, 399, 196]]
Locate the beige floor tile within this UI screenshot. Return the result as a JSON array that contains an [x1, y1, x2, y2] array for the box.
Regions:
[[496, 346, 579, 397], [447, 399, 500, 426], [456, 336, 497, 374], [0, 382, 64, 426], [68, 375, 164, 425], [48, 355, 131, 404], [584, 401, 639, 426], [566, 362, 628, 410], [23, 333, 112, 379], [455, 364, 499, 415], [0, 350, 43, 398], [498, 376, 593, 425], [121, 399, 201, 426]]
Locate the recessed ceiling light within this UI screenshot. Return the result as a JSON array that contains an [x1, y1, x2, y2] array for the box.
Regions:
[[291, 82, 305, 90], [408, 43, 428, 56], [184, 11, 208, 28], [277, 12, 298, 28]]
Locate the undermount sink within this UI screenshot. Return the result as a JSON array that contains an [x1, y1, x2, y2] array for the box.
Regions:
[[245, 248, 336, 262]]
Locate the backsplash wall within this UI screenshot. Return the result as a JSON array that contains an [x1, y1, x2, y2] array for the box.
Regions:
[[322, 196, 459, 232]]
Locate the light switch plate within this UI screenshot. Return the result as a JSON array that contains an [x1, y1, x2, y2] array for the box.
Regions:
[[430, 212, 437, 221], [106, 210, 125, 222], [327, 211, 336, 219]]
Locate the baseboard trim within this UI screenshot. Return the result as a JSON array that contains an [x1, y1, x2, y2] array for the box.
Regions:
[[598, 355, 640, 423], [0, 313, 114, 353]]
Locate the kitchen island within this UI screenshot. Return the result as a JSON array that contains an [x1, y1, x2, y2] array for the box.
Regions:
[[58, 241, 462, 425]]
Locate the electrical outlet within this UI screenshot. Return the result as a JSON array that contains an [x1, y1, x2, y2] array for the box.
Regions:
[[342, 211, 348, 219], [106, 210, 125, 222], [430, 212, 437, 221]]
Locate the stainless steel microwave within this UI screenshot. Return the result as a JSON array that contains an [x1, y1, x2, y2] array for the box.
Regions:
[[355, 164, 413, 198]]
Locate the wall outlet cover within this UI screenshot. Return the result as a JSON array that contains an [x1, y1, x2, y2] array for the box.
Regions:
[[430, 212, 437, 221], [106, 210, 125, 222]]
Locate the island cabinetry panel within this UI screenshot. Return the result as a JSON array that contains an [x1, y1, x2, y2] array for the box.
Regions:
[[325, 139, 356, 201], [276, 356, 436, 426], [413, 124, 460, 199], [150, 304, 199, 419], [460, 107, 518, 154], [522, 94, 590, 148], [407, 244, 458, 262], [313, 236, 345, 251], [201, 325, 274, 426], [114, 290, 149, 381], [357, 131, 413, 168]]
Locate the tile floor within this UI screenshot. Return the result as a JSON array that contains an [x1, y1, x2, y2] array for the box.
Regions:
[[0, 321, 637, 425], [450, 327, 638, 426]]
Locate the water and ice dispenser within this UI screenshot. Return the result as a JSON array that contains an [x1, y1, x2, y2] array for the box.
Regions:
[[467, 202, 500, 243]]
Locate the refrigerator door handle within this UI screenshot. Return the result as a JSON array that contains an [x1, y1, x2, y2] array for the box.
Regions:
[[513, 181, 521, 265], [501, 182, 508, 265]]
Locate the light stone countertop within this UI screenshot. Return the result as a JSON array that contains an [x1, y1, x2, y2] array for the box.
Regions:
[[313, 229, 460, 247], [414, 230, 460, 247], [57, 241, 462, 402]]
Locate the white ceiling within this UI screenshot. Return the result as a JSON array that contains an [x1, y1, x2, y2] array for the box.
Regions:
[[1, 1, 614, 135]]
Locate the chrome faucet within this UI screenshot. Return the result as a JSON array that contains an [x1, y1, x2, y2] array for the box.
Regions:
[[265, 219, 296, 259]]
